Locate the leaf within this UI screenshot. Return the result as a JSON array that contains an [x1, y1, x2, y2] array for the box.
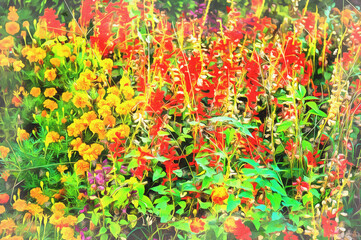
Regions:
[[270, 180, 287, 196], [276, 121, 293, 133], [302, 140, 313, 151], [77, 213, 85, 223], [127, 215, 138, 229], [153, 166, 166, 181], [199, 200, 212, 209], [267, 193, 282, 210], [101, 196, 114, 209], [306, 102, 327, 117], [227, 195, 240, 212], [99, 227, 107, 235], [109, 222, 121, 238]]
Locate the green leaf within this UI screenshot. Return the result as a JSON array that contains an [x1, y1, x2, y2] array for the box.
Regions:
[[199, 200, 212, 209], [127, 215, 138, 229], [99, 227, 107, 235], [268, 193, 282, 210], [306, 102, 327, 117], [153, 166, 166, 181], [276, 121, 293, 132], [270, 180, 287, 196], [101, 196, 114, 209], [77, 213, 85, 223], [109, 222, 121, 238], [227, 195, 240, 212], [302, 140, 313, 151]]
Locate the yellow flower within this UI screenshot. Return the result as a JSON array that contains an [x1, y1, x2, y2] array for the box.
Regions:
[[43, 99, 58, 111], [89, 119, 106, 139], [50, 58, 61, 67], [0, 218, 16, 235], [74, 75, 91, 91], [211, 187, 229, 205], [5, 21, 20, 35], [30, 187, 43, 199], [79, 143, 104, 161], [8, 6, 19, 21], [13, 199, 28, 212], [70, 138, 83, 151], [67, 119, 86, 137], [0, 146, 10, 158], [26, 203, 43, 216], [80, 111, 97, 126], [30, 87, 41, 97], [0, 36, 14, 50], [0, 205, 5, 214], [44, 88, 57, 98], [57, 165, 68, 174], [61, 227, 74, 240], [57, 45, 71, 58], [61, 92, 73, 102], [44, 68, 57, 81], [13, 60, 24, 71], [105, 94, 120, 108], [45, 131, 60, 146], [35, 194, 49, 205], [75, 160, 89, 176], [72, 92, 90, 109], [0, 54, 9, 67], [106, 125, 130, 142], [17, 129, 29, 142], [22, 21, 29, 28], [122, 86, 135, 100], [101, 58, 113, 73], [51, 202, 66, 214]]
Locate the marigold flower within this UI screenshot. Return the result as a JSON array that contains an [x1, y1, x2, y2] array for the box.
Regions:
[[224, 217, 237, 233], [70, 55, 76, 62], [89, 119, 106, 139], [57, 45, 71, 58], [57, 165, 68, 174], [17, 129, 29, 142], [43, 99, 58, 111], [0, 194, 9, 204], [26, 203, 43, 216], [102, 58, 113, 73], [50, 58, 61, 67], [5, 21, 20, 35], [45, 131, 60, 146], [75, 160, 90, 176], [0, 146, 10, 158], [1, 171, 10, 182], [30, 87, 41, 97], [190, 218, 205, 233], [0, 205, 5, 214], [11, 95, 22, 107], [44, 88, 57, 98], [41, 110, 48, 117], [22, 21, 29, 28], [61, 91, 73, 102], [210, 187, 229, 205], [73, 92, 90, 108], [0, 218, 16, 235], [0, 36, 14, 50], [52, 202, 66, 214], [61, 227, 74, 240], [30, 187, 43, 199], [75, 75, 91, 91], [67, 120, 86, 137], [13, 199, 27, 212], [35, 194, 49, 205], [122, 86, 135, 100], [103, 115, 116, 128], [106, 125, 131, 142], [13, 60, 24, 71], [8, 7, 19, 21], [44, 68, 57, 81]]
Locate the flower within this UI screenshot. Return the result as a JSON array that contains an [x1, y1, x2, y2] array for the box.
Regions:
[[23, 21, 29, 28], [0, 146, 10, 158], [44, 68, 57, 81], [5, 21, 20, 35], [89, 119, 106, 139], [44, 88, 57, 98], [122, 86, 135, 100], [61, 227, 74, 240], [101, 58, 113, 73], [13, 199, 27, 211], [106, 125, 130, 142], [57, 165, 68, 174], [26, 203, 43, 216], [8, 7, 19, 21], [30, 87, 41, 97], [1, 171, 10, 182], [45, 131, 60, 146], [75, 160, 90, 176], [0, 205, 5, 214], [57, 45, 71, 58], [13, 60, 24, 71], [43, 99, 58, 111], [52, 202, 66, 214], [0, 218, 16, 235], [322, 215, 338, 237], [224, 217, 237, 233], [0, 36, 14, 50], [190, 218, 205, 233], [73, 92, 90, 108], [284, 231, 299, 240], [12, 95, 22, 107], [50, 58, 61, 67], [0, 194, 9, 204], [62, 92, 73, 102], [30, 187, 43, 199], [17, 129, 29, 142], [211, 187, 229, 204], [292, 177, 310, 196]]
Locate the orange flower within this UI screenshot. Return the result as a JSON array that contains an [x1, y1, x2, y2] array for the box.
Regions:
[[17, 129, 29, 142], [57, 165, 68, 174], [89, 119, 106, 139], [8, 7, 19, 21], [0, 146, 10, 158], [45, 131, 60, 146], [5, 21, 20, 35], [44, 88, 57, 98], [80, 111, 98, 126], [75, 160, 90, 176], [30, 187, 43, 199], [0, 36, 14, 50], [0, 205, 5, 214], [26, 203, 43, 216], [22, 21, 29, 28], [1, 171, 10, 182], [11, 95, 22, 107], [61, 227, 74, 240], [41, 110, 48, 117], [30, 87, 41, 97], [101, 58, 113, 73], [35, 194, 49, 205], [70, 138, 83, 151], [70, 55, 76, 62], [190, 218, 205, 233], [43, 99, 58, 111], [13, 60, 24, 71], [50, 58, 61, 67], [224, 217, 237, 233], [0, 218, 16, 235], [57, 45, 71, 58], [75, 76, 91, 91], [0, 194, 9, 204], [84, 60, 91, 68], [211, 187, 229, 205], [78, 193, 86, 200], [72, 92, 90, 109], [13, 199, 27, 212], [106, 125, 130, 142], [61, 92, 73, 102], [44, 68, 57, 81]]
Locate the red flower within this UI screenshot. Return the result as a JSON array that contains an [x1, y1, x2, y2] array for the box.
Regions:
[[284, 231, 299, 240], [306, 150, 323, 168], [233, 219, 252, 240], [39, 8, 66, 36], [322, 215, 338, 237], [190, 218, 205, 233], [292, 177, 309, 196]]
